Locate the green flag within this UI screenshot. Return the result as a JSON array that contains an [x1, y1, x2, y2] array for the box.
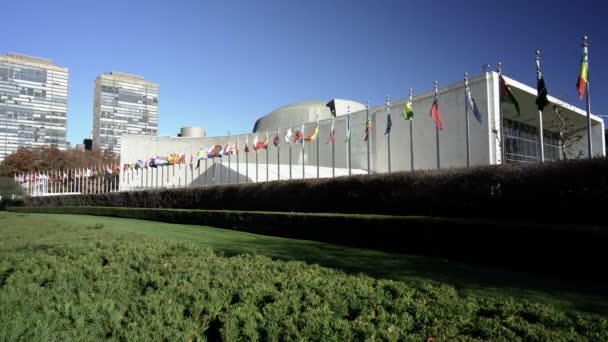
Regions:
[[402, 101, 415, 120]]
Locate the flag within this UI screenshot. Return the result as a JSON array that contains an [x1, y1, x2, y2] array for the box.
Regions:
[[189, 154, 193, 165], [230, 141, 238, 155], [344, 115, 351, 142], [364, 117, 372, 142], [195, 149, 207, 169], [273, 132, 280, 147], [135, 160, 144, 169], [284, 125, 293, 144], [535, 58, 549, 111], [206, 145, 223, 158], [402, 101, 415, 120], [106, 165, 113, 174], [465, 82, 483, 123], [179, 154, 186, 164], [577, 43, 589, 99], [385, 105, 392, 135], [304, 122, 319, 142], [499, 71, 521, 116], [430, 99, 443, 130], [168, 153, 181, 164], [244, 137, 250, 153], [148, 158, 157, 168], [222, 143, 230, 156], [326, 118, 335, 144], [294, 128, 304, 143]]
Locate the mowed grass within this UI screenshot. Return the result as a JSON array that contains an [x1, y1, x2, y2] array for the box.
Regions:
[[1, 212, 607, 340]]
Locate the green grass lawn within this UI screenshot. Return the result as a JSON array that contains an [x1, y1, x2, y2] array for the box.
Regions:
[[1, 212, 607, 340]]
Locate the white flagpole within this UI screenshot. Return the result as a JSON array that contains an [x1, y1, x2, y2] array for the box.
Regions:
[[277, 128, 280, 181], [331, 118, 335, 178], [536, 50, 545, 164], [497, 63, 506, 164], [366, 101, 370, 174], [315, 121, 319, 178], [347, 107, 352, 176], [434, 80, 441, 169], [236, 140, 240, 184], [409, 88, 415, 171], [583, 36, 592, 159], [386, 94, 392, 174], [266, 131, 269, 182], [465, 73, 471, 167], [289, 125, 292, 179], [301, 123, 305, 179], [227, 132, 231, 184]]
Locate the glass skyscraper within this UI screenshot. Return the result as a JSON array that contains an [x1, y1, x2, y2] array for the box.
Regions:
[[0, 53, 69, 161], [92, 72, 158, 154]]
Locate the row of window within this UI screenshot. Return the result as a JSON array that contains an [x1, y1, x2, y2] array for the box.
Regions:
[[504, 118, 561, 163]]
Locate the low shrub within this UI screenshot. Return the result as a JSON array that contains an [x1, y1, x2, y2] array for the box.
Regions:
[[18, 158, 608, 224], [12, 206, 608, 278]]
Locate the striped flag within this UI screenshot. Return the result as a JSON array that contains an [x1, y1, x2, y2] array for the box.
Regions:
[[465, 82, 483, 123], [499, 70, 521, 116], [430, 97, 443, 130], [577, 43, 588, 99], [363, 117, 372, 142], [304, 121, 319, 142], [326, 118, 335, 144]]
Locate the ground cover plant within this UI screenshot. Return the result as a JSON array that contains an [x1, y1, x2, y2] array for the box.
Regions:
[[1, 212, 607, 340]]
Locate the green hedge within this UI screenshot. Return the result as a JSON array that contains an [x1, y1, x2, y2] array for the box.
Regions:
[[12, 206, 608, 278], [19, 158, 608, 223]]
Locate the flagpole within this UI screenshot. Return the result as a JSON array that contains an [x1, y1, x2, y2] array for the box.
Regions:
[[536, 50, 545, 164], [236, 140, 240, 184], [255, 151, 258, 183], [409, 88, 415, 171], [205, 158, 208, 185], [465, 73, 471, 167], [245, 136, 249, 183], [227, 132, 231, 184], [386, 94, 391, 174], [220, 152, 224, 184], [497, 63, 506, 164], [331, 120, 335, 178], [583, 36, 592, 159], [302, 123, 305, 180], [366, 101, 370, 174], [434, 81, 440, 169], [277, 128, 280, 181], [316, 122, 319, 178], [347, 107, 352, 176], [266, 131, 269, 182]]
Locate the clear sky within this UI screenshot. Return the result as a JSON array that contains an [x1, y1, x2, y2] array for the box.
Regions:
[[1, 0, 606, 144]]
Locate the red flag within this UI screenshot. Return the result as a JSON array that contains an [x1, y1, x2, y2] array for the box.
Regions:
[[430, 99, 443, 130]]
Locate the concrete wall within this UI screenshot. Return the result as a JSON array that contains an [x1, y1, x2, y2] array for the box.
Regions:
[[120, 72, 604, 191]]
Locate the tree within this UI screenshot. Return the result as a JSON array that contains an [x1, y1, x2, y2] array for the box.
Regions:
[[551, 104, 584, 160], [0, 147, 119, 177]]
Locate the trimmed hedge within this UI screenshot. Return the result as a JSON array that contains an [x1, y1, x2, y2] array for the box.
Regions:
[[12, 206, 608, 278], [19, 158, 608, 223]]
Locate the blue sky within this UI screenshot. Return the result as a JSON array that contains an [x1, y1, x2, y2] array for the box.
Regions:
[[1, 0, 606, 144]]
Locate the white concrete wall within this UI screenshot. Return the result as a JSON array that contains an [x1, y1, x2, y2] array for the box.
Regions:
[[120, 72, 604, 191]]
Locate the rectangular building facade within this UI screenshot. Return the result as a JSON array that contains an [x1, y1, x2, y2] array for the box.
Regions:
[[0, 53, 69, 161], [92, 72, 158, 154]]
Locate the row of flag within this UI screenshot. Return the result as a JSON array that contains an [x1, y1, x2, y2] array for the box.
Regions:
[[123, 39, 592, 171], [15, 165, 120, 183]]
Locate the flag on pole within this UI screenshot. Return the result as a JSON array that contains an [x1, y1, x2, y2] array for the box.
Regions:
[[294, 127, 304, 143], [363, 116, 372, 142], [385, 104, 392, 135], [577, 43, 589, 99], [244, 137, 250, 153], [179, 154, 186, 164], [222, 143, 230, 156], [499, 71, 521, 116], [230, 141, 238, 154], [344, 115, 351, 142], [195, 149, 207, 169], [430, 98, 443, 130], [304, 121, 319, 142], [273, 132, 280, 147], [465, 82, 483, 123], [535, 57, 549, 111], [254, 133, 268, 150], [402, 101, 415, 120], [326, 118, 335, 144], [284, 125, 293, 144], [207, 145, 223, 158]]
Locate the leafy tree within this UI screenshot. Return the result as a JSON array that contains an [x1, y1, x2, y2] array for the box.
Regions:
[[0, 147, 119, 177]]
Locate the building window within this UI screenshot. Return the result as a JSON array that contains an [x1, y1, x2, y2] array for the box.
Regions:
[[504, 118, 560, 164]]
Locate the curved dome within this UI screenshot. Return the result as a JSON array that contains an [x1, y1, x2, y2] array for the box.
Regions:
[[252, 99, 366, 133]]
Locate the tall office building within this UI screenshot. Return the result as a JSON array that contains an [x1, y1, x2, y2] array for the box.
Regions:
[[92, 72, 158, 154], [0, 53, 69, 162]]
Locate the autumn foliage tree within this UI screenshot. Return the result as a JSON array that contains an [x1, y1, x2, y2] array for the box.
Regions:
[[0, 147, 119, 177]]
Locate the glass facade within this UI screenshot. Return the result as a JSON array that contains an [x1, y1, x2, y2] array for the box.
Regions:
[[0, 53, 69, 161], [504, 118, 560, 163], [92, 72, 158, 154]]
